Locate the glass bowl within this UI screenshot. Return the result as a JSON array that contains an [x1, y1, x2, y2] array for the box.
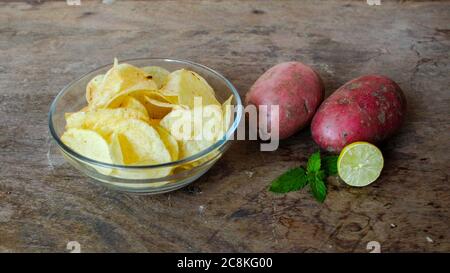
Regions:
[[49, 58, 242, 194]]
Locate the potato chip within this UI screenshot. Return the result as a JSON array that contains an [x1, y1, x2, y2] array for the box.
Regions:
[[180, 138, 216, 160], [108, 89, 180, 119], [110, 133, 171, 180], [141, 66, 170, 89], [161, 69, 220, 108], [160, 104, 224, 160], [65, 108, 149, 137], [140, 92, 186, 110], [142, 90, 171, 101], [80, 106, 89, 112], [200, 104, 224, 141], [112, 118, 171, 165], [108, 119, 173, 179], [86, 74, 104, 103], [182, 106, 223, 159], [90, 59, 158, 108], [173, 165, 192, 173], [157, 93, 179, 105], [105, 84, 170, 109], [61, 128, 113, 175], [142, 96, 183, 119], [159, 108, 192, 141], [145, 96, 177, 108], [118, 96, 149, 119], [64, 106, 90, 121], [148, 118, 179, 161], [153, 125, 179, 161], [160, 105, 223, 141], [109, 132, 124, 165], [179, 146, 222, 169], [149, 118, 162, 125]]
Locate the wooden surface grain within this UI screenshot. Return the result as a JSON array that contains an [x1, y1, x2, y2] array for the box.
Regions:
[[0, 0, 449, 252]]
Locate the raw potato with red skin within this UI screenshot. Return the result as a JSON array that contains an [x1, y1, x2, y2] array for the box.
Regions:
[[311, 75, 407, 153], [245, 62, 325, 139]]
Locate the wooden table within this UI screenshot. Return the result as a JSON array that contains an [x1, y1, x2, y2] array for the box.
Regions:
[[0, 0, 449, 252]]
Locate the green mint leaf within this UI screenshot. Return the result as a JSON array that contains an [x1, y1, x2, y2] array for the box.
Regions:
[[307, 151, 321, 173], [309, 170, 327, 203], [316, 169, 326, 180], [306, 170, 316, 184], [269, 167, 308, 193], [323, 155, 338, 176]]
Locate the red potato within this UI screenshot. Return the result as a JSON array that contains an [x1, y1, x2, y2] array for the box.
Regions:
[[245, 62, 325, 139], [311, 75, 407, 153]]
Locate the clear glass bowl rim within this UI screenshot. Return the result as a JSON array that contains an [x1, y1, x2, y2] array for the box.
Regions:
[[48, 57, 243, 170]]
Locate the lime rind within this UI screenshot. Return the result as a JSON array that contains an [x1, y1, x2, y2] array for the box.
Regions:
[[337, 142, 384, 187]]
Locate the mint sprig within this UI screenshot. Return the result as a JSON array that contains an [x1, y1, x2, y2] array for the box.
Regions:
[[269, 152, 338, 203], [310, 170, 326, 202], [307, 151, 321, 173], [269, 167, 308, 193]]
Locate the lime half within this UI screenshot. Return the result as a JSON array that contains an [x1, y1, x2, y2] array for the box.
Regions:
[[337, 142, 384, 187]]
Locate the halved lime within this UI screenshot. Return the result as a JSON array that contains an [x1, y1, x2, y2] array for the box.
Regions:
[[337, 142, 384, 187]]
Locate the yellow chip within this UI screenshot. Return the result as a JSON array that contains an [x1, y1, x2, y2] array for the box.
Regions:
[[173, 165, 191, 173], [65, 108, 149, 137], [105, 84, 170, 109], [149, 118, 162, 125], [90, 59, 158, 108], [86, 74, 104, 103], [159, 108, 192, 141], [61, 128, 113, 175], [181, 105, 223, 159], [148, 119, 179, 161], [141, 90, 172, 102], [64, 106, 90, 121], [160, 104, 223, 159], [109, 89, 180, 119], [200, 104, 224, 141], [137, 90, 181, 106], [160, 105, 223, 141], [109, 119, 173, 179], [145, 96, 175, 108], [158, 93, 179, 105], [161, 69, 220, 108], [109, 132, 124, 165], [180, 145, 222, 169], [118, 96, 149, 119], [112, 118, 171, 165], [180, 138, 216, 159], [142, 95, 183, 119], [104, 134, 172, 182], [80, 106, 89, 112], [153, 125, 179, 161], [141, 66, 170, 89]]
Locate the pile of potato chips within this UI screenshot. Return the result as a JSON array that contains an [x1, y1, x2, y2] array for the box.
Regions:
[[62, 59, 233, 179]]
